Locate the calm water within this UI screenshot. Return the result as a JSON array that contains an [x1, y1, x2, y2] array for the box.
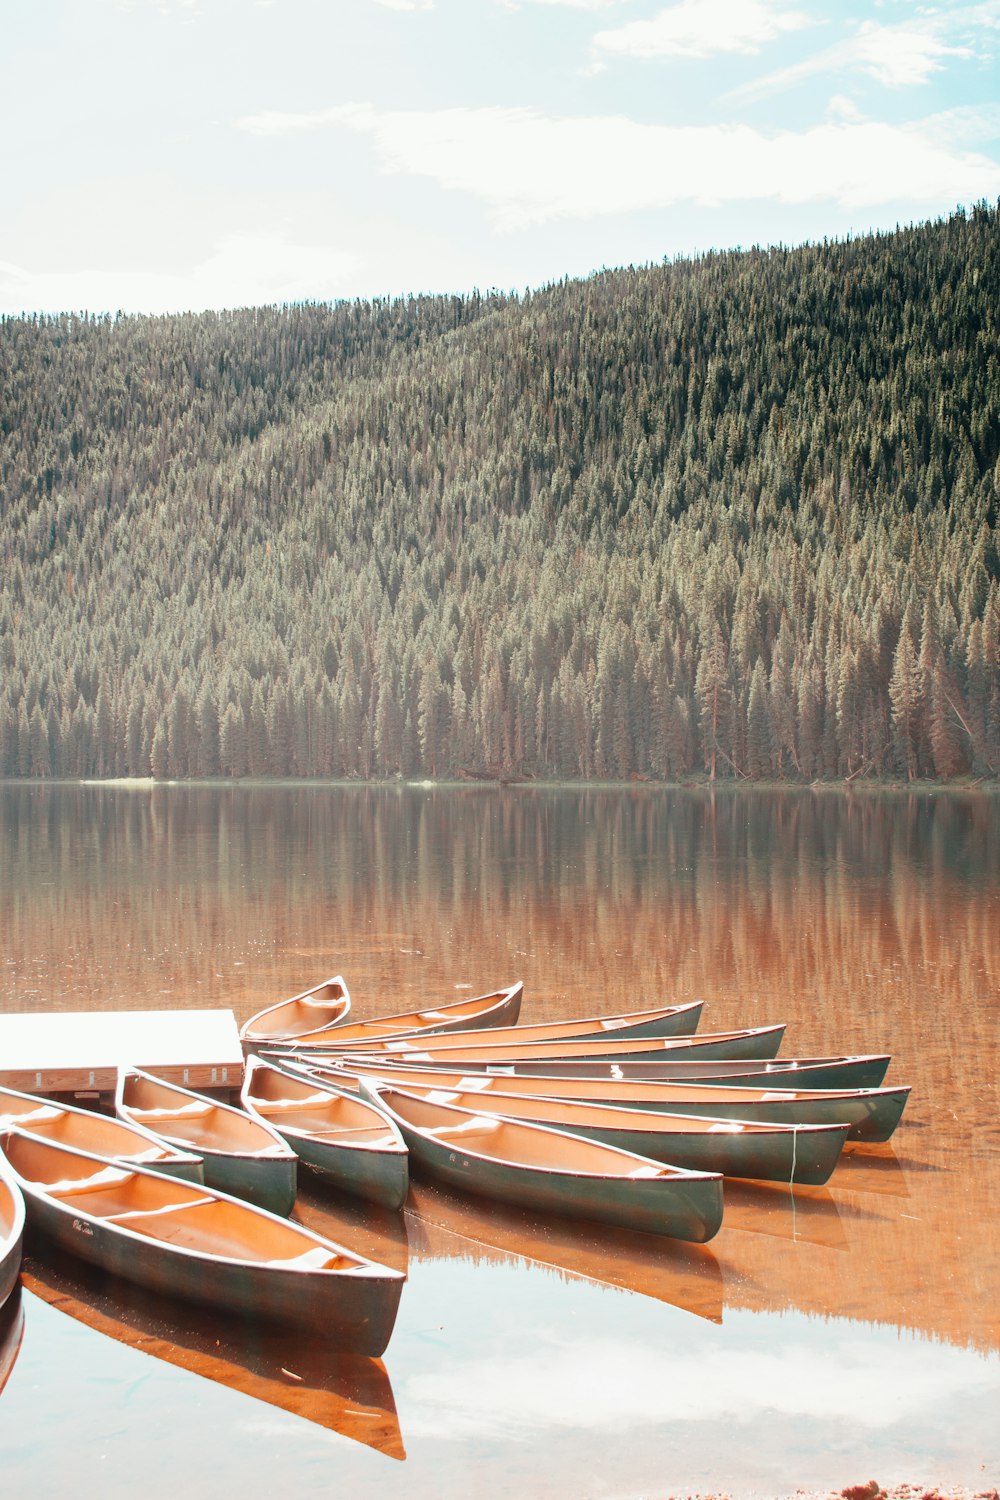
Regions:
[[0, 783, 998, 1499]]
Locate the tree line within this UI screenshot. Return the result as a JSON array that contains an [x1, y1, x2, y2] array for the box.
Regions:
[[1, 204, 998, 782]]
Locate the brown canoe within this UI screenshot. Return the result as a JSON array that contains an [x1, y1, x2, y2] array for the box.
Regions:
[[2, 1127, 405, 1355], [265, 982, 525, 1051], [0, 1082, 203, 1180], [361, 1081, 724, 1243], [240, 976, 352, 1045], [240, 1057, 409, 1210], [300, 998, 705, 1054], [116, 1066, 297, 1215]]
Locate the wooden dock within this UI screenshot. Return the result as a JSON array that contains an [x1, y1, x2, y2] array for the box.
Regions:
[[0, 1009, 244, 1096]]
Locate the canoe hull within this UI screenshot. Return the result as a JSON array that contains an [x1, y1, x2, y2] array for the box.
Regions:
[[241, 976, 352, 1045], [190, 1147, 297, 1217], [275, 1127, 408, 1212], [397, 1119, 721, 1242]]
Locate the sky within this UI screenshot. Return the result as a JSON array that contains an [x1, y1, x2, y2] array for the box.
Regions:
[[2, 0, 999, 316]]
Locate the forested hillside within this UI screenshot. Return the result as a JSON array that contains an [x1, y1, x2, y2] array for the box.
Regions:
[[1, 205, 999, 782]]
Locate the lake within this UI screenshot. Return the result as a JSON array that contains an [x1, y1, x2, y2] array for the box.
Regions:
[[0, 782, 998, 1499]]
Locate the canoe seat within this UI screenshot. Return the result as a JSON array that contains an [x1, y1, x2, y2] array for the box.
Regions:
[[131, 1101, 214, 1122], [264, 1245, 349, 1272], [249, 1091, 331, 1110], [294, 1124, 400, 1147], [104, 1195, 217, 1224], [46, 1164, 133, 1196], [422, 1116, 500, 1143], [0, 1103, 61, 1126]]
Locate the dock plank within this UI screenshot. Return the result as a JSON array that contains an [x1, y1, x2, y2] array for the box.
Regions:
[[0, 1009, 243, 1095]]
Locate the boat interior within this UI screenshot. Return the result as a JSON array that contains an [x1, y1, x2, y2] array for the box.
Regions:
[[0, 1179, 18, 1242], [122, 1080, 287, 1155], [242, 978, 351, 1040], [245, 1066, 403, 1147]]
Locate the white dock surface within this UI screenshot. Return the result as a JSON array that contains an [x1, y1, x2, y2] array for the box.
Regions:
[[0, 1009, 243, 1094]]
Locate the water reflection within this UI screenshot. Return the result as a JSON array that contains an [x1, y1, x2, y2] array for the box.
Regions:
[[19, 1245, 406, 1459], [717, 1179, 848, 1250], [0, 1292, 24, 1400], [1, 783, 998, 1492], [403, 1172, 724, 1323]]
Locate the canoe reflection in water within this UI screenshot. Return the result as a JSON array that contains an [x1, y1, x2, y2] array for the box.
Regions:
[[402, 1173, 725, 1324], [0, 1290, 25, 1401], [19, 1241, 408, 1461]]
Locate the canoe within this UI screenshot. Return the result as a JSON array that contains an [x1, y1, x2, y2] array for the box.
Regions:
[[0, 1082, 203, 1180], [240, 1057, 409, 1210], [116, 1067, 297, 1215], [360, 1081, 724, 1243], [347, 1078, 850, 1185], [326, 1023, 787, 1067], [480, 1054, 893, 1090], [0, 1153, 25, 1307], [264, 982, 525, 1051], [1, 1127, 405, 1356], [330, 1060, 909, 1142], [240, 975, 352, 1045], [297, 999, 706, 1054]]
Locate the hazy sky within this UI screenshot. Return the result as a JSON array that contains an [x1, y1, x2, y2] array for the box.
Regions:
[[3, 0, 999, 315]]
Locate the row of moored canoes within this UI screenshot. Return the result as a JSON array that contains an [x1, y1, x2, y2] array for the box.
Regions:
[[0, 974, 912, 1357]]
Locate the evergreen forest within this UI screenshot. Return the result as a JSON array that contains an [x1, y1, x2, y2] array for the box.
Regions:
[[1, 204, 999, 783]]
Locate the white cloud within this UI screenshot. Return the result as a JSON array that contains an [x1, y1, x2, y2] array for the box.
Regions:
[[728, 5, 996, 103], [371, 0, 434, 10], [401, 1331, 999, 1442], [0, 233, 360, 317], [236, 101, 1000, 229], [518, 0, 626, 9], [850, 19, 972, 86], [592, 0, 810, 61]]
